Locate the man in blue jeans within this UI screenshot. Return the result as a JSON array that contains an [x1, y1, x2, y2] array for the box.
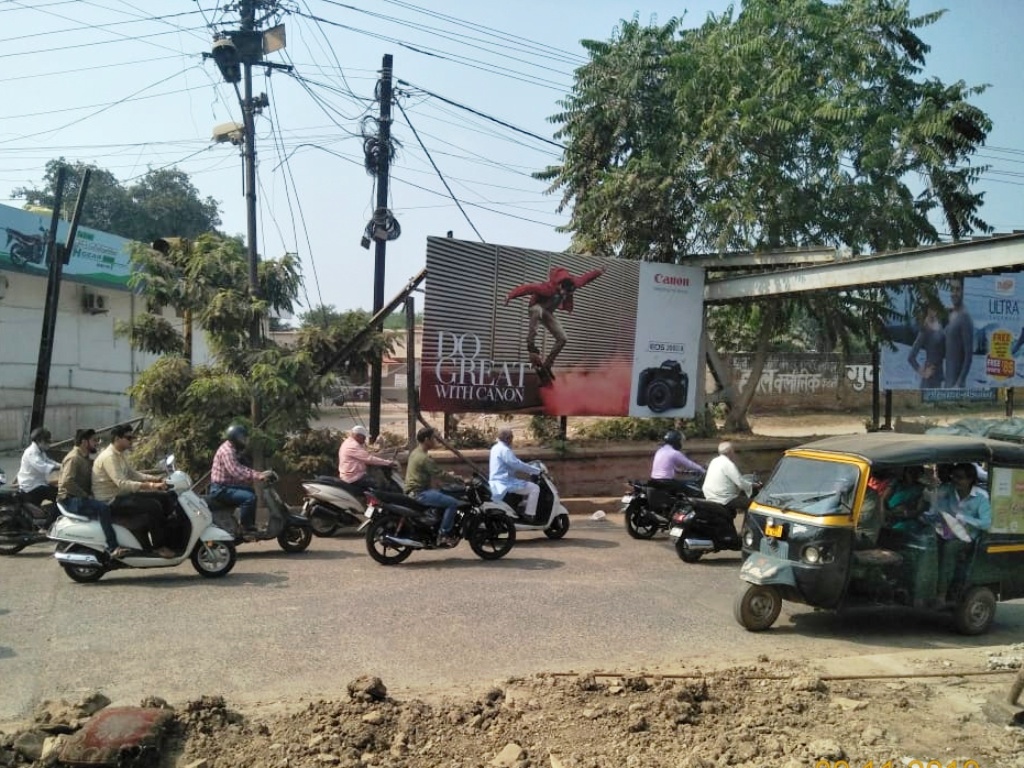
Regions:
[[404, 427, 462, 547], [209, 424, 272, 538]]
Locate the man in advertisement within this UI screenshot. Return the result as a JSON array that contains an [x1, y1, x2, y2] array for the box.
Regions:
[[944, 277, 974, 389], [506, 265, 605, 383]]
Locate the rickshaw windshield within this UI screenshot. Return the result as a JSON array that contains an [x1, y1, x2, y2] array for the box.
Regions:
[[756, 456, 861, 516]]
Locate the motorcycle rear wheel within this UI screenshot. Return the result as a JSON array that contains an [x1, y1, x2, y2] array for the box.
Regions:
[[277, 525, 312, 553], [366, 516, 413, 565], [62, 563, 106, 583], [625, 503, 658, 539], [0, 515, 29, 555], [305, 501, 340, 537], [544, 514, 570, 540], [675, 538, 703, 563], [468, 515, 516, 560], [191, 541, 236, 577]]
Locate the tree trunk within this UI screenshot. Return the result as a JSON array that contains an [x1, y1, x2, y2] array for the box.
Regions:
[[723, 304, 780, 433]]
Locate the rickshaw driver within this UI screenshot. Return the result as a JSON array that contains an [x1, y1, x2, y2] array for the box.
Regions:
[[924, 462, 991, 599]]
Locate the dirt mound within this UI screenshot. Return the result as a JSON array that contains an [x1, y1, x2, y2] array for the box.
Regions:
[[4, 660, 1024, 768]]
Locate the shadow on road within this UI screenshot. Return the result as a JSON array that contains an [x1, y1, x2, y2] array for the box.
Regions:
[[512, 536, 618, 550], [235, 549, 356, 562], [85, 570, 291, 588], [388, 555, 565, 571], [766, 602, 1024, 649]]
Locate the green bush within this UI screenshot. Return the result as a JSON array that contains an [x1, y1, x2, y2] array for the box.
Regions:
[[279, 428, 343, 476], [576, 412, 718, 442]]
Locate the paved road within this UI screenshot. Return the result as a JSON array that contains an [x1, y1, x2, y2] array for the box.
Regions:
[[2, 518, 1022, 722]]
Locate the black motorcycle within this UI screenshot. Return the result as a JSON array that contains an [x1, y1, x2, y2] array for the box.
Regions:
[[361, 477, 516, 565], [0, 487, 58, 555], [4, 226, 48, 267], [666, 499, 744, 562], [621, 475, 704, 539], [207, 471, 313, 553]]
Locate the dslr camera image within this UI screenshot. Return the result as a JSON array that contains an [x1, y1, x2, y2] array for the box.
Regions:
[[637, 359, 688, 413]]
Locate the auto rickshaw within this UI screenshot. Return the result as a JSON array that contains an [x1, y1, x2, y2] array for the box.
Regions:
[[734, 433, 1024, 635]]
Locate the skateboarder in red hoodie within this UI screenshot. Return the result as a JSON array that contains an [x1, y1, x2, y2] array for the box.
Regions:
[[506, 265, 604, 383]]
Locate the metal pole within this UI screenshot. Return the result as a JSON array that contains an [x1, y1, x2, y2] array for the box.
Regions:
[[870, 346, 880, 431], [369, 53, 393, 440], [29, 167, 73, 432], [405, 296, 417, 448], [240, 0, 263, 443]]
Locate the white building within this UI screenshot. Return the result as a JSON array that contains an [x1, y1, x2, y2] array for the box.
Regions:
[[0, 203, 210, 452]]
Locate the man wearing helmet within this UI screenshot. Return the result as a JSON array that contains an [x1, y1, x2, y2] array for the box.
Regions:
[[338, 425, 398, 492], [209, 424, 273, 538], [649, 429, 705, 495], [16, 427, 61, 507]]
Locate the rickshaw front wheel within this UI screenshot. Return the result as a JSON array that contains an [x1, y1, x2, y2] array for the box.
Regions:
[[734, 584, 782, 632], [952, 586, 996, 636]]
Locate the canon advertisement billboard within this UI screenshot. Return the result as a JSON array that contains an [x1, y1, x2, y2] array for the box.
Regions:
[[419, 237, 705, 417]]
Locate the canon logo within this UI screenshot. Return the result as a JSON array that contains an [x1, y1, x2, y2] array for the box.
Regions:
[[654, 274, 689, 286]]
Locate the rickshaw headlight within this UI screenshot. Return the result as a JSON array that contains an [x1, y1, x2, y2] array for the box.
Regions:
[[742, 528, 755, 548], [802, 545, 821, 564]]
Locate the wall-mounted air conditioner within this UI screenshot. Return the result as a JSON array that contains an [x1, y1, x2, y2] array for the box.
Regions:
[[83, 292, 108, 314]]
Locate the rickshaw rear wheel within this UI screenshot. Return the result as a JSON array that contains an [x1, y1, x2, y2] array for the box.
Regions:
[[953, 586, 996, 636], [734, 584, 782, 632]]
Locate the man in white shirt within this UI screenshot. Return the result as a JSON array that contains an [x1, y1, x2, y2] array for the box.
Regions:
[[16, 427, 60, 507], [702, 441, 754, 511], [489, 428, 540, 521]]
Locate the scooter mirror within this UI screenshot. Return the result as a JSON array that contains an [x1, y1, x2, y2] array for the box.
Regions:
[[165, 454, 176, 471]]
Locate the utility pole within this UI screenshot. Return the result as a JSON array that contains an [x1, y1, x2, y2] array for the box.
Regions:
[[208, 0, 290, 446], [369, 54, 394, 440], [30, 167, 90, 433]]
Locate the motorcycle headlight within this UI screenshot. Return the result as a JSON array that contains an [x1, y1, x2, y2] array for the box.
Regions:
[[742, 529, 755, 548], [802, 545, 821, 564]]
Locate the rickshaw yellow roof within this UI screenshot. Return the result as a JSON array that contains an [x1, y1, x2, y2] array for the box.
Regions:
[[793, 433, 1024, 468]]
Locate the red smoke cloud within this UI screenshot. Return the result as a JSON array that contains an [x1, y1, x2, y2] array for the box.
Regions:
[[538, 358, 632, 415]]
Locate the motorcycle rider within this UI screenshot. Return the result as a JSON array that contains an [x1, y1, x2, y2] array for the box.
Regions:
[[650, 430, 705, 495], [16, 427, 60, 507], [92, 423, 176, 557], [702, 441, 754, 512], [405, 427, 462, 547], [489, 428, 540, 522], [338, 425, 397, 492], [209, 424, 273, 539], [57, 428, 129, 559]]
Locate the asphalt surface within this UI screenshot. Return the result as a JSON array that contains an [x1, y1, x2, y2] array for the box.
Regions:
[[2, 517, 1023, 723]]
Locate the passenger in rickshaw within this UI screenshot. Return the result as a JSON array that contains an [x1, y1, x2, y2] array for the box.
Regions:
[[883, 465, 930, 525], [923, 462, 991, 599], [855, 469, 890, 548]]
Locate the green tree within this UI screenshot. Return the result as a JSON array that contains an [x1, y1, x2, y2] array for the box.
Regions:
[[120, 234, 323, 473], [297, 305, 395, 384], [540, 1, 990, 430], [13, 160, 221, 242]]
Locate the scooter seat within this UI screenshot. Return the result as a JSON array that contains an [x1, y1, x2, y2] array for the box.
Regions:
[[313, 476, 365, 495]]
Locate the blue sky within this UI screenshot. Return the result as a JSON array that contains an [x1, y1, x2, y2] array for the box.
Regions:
[[0, 1, 1020, 315]]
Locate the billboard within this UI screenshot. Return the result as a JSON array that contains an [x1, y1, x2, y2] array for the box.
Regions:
[[0, 202, 133, 289], [419, 238, 705, 417], [880, 273, 1024, 393]]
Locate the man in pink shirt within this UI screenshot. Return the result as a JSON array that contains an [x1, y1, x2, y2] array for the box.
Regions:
[[650, 430, 705, 494], [338, 426, 396, 492]]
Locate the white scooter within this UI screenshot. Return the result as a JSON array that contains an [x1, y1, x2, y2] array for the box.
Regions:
[[301, 464, 404, 537], [49, 456, 237, 583], [489, 460, 570, 539]]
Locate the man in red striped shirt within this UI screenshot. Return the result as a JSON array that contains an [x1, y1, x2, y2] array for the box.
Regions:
[[209, 424, 272, 537]]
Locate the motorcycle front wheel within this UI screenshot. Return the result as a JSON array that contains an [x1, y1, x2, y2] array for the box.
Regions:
[[468, 515, 516, 560], [625, 503, 658, 539], [366, 516, 413, 565], [277, 525, 312, 553], [191, 541, 237, 577]]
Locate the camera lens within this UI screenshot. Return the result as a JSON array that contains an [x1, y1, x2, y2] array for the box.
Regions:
[[646, 380, 673, 412]]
